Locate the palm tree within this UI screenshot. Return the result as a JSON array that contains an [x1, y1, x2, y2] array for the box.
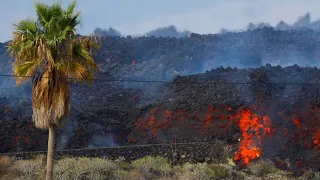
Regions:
[[7, 1, 99, 179]]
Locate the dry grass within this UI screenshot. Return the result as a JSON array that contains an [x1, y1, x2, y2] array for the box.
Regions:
[[0, 155, 318, 180], [0, 156, 13, 178], [2, 155, 44, 180], [112, 169, 144, 180], [53, 157, 117, 180], [246, 160, 290, 179], [174, 162, 216, 180], [0, 156, 12, 170]]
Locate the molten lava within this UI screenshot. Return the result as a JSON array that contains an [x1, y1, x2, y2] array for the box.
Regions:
[[233, 107, 271, 165], [313, 127, 320, 149], [293, 117, 301, 130], [132, 104, 320, 167]]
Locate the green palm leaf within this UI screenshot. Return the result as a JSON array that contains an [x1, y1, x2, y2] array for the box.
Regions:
[[7, 0, 100, 128]]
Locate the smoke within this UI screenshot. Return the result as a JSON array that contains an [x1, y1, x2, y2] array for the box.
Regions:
[[3, 15, 320, 153], [88, 134, 117, 148], [112, 28, 320, 83], [56, 118, 77, 150], [93, 27, 122, 37], [93, 25, 192, 38], [144, 25, 191, 38], [245, 13, 319, 31], [218, 13, 320, 33], [92, 12, 320, 40]]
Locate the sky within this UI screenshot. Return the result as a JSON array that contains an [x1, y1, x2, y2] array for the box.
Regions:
[[1, 0, 320, 42]]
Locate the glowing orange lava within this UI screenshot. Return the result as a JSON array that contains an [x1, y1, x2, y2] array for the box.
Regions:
[[132, 104, 320, 167], [313, 127, 320, 149], [233, 107, 271, 166], [293, 117, 301, 130]]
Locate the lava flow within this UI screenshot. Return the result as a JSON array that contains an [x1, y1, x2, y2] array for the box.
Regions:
[[133, 106, 272, 166], [313, 127, 320, 149], [131, 104, 320, 168], [233, 107, 271, 166]]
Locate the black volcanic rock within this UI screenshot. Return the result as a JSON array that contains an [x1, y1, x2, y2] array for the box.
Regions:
[[1, 28, 320, 170], [88, 28, 320, 82]]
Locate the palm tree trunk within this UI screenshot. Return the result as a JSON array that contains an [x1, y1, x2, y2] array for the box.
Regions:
[[46, 126, 55, 180]]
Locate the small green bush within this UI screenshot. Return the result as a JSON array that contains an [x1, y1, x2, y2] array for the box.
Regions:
[[131, 156, 173, 179], [112, 169, 143, 180], [247, 160, 286, 177], [299, 170, 320, 180], [208, 164, 230, 179], [265, 172, 290, 180], [131, 156, 172, 172], [53, 157, 117, 180], [0, 156, 12, 169], [174, 162, 216, 180], [8, 158, 43, 180], [0, 156, 14, 179], [1, 155, 319, 180]]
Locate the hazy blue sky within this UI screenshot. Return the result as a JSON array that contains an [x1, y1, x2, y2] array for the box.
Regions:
[[0, 0, 320, 42]]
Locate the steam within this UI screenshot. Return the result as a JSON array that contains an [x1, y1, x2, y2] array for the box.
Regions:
[[56, 119, 77, 150], [88, 134, 117, 148], [93, 25, 191, 38], [144, 25, 191, 38], [93, 27, 122, 37], [110, 28, 320, 84], [3, 13, 320, 153], [220, 13, 320, 33]]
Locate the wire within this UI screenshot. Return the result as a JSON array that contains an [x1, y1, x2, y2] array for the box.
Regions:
[[76, 93, 320, 115], [0, 74, 320, 156], [1, 74, 320, 85]]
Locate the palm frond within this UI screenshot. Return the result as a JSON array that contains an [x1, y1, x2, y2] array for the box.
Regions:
[[72, 41, 98, 71], [14, 61, 40, 85], [34, 2, 50, 28], [8, 0, 98, 130], [13, 18, 38, 34], [15, 61, 36, 75], [65, 62, 93, 82]]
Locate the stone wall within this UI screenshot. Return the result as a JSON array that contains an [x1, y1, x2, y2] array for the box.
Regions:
[[5, 141, 235, 164]]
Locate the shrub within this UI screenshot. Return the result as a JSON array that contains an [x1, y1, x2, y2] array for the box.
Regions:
[[0, 156, 12, 169], [208, 164, 230, 179], [231, 171, 247, 180], [131, 156, 173, 178], [0, 156, 13, 178], [265, 173, 289, 180], [174, 162, 216, 180], [8, 157, 43, 180], [112, 169, 143, 180], [299, 170, 320, 180], [53, 157, 117, 180], [314, 172, 320, 180], [247, 160, 286, 177], [1, 155, 317, 180]]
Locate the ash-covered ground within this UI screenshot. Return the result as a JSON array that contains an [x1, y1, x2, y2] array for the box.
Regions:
[[1, 27, 320, 170]]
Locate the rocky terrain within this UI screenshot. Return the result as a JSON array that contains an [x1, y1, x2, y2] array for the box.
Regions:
[[95, 27, 320, 79], [95, 13, 320, 38], [1, 27, 320, 170]]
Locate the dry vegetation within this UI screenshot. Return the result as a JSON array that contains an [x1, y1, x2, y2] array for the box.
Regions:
[[0, 155, 319, 180]]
